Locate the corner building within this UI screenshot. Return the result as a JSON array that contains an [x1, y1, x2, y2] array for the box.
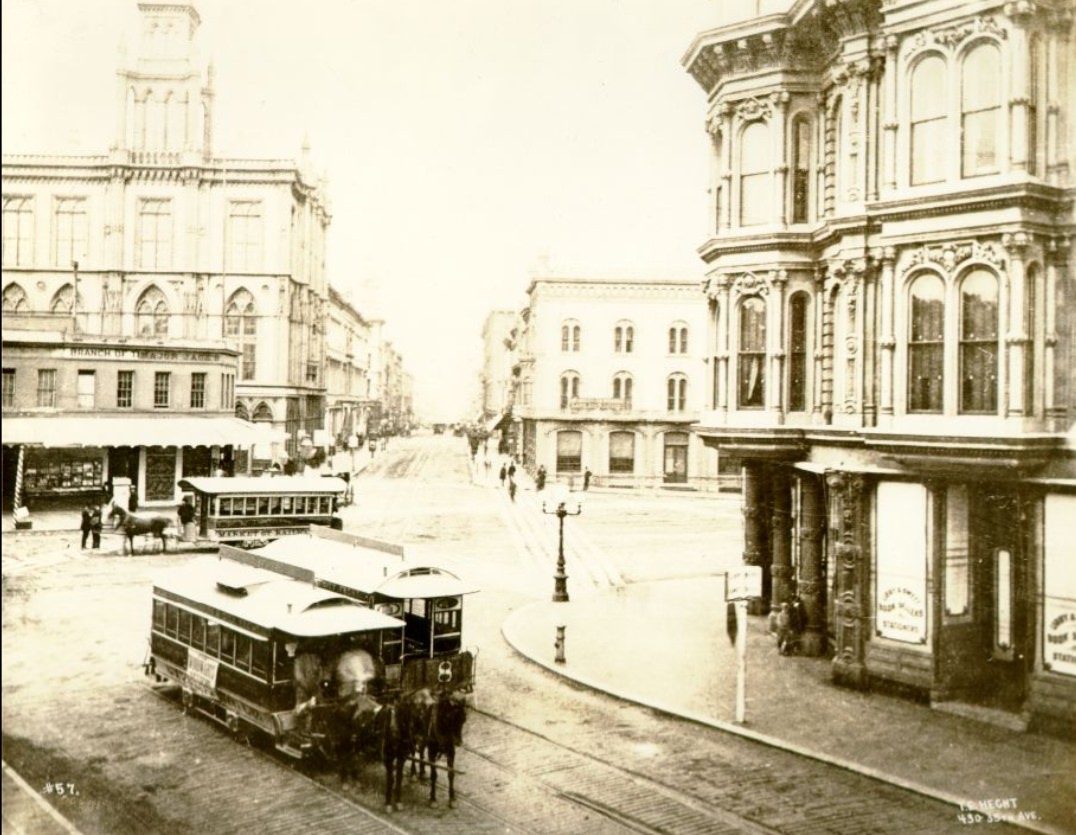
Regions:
[[683, 0, 1075, 735]]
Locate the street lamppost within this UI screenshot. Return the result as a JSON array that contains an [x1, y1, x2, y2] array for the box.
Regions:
[[541, 484, 583, 602]]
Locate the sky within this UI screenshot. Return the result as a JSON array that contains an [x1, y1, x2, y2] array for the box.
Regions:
[[2, 0, 726, 421]]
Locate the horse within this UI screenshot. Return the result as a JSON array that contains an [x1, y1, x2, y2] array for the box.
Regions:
[[107, 503, 172, 555], [372, 695, 417, 812], [408, 687, 468, 807]]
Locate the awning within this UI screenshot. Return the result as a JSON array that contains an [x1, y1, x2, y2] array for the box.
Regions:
[[485, 410, 511, 433], [1, 416, 283, 449]]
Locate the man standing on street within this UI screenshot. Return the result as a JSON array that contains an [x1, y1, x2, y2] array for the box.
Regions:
[[177, 496, 196, 542], [80, 504, 93, 549]]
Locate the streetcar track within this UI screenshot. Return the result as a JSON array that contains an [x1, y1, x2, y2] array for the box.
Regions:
[[467, 707, 782, 835]]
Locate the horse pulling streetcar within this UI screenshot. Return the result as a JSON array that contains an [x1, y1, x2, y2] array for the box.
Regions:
[[145, 526, 477, 809]]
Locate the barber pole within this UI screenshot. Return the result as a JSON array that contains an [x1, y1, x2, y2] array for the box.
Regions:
[[13, 445, 25, 510]]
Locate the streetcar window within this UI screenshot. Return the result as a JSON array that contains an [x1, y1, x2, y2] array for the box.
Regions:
[[191, 616, 205, 650], [220, 629, 236, 664], [251, 641, 268, 679], [247, 497, 258, 515], [258, 497, 270, 515], [219, 497, 232, 517], [235, 635, 251, 672], [165, 604, 179, 638], [153, 599, 165, 631], [178, 609, 192, 643], [205, 622, 220, 656], [282, 496, 293, 513], [433, 610, 461, 634], [299, 496, 312, 514], [270, 496, 281, 515], [273, 644, 292, 683], [320, 496, 331, 514]]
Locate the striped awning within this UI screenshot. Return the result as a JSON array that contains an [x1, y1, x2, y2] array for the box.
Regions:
[[1, 416, 283, 449]]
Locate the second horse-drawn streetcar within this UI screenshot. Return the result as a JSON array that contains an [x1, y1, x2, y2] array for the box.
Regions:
[[177, 476, 347, 546], [146, 525, 478, 760]]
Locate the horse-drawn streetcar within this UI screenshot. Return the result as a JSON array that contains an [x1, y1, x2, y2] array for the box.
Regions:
[[145, 527, 477, 808]]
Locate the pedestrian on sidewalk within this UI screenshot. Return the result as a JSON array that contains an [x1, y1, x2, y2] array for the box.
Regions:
[[583, 467, 592, 491], [80, 504, 93, 549], [508, 476, 517, 502], [536, 465, 547, 491], [508, 461, 516, 481], [89, 504, 103, 549], [177, 496, 196, 542], [484, 457, 491, 479], [499, 463, 507, 486]]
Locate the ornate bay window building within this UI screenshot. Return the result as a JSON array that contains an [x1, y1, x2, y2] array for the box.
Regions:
[[683, 0, 1074, 736]]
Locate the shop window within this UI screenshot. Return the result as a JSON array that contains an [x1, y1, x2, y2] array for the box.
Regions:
[[608, 431, 634, 474], [875, 482, 928, 644], [944, 485, 971, 619], [154, 371, 171, 408], [190, 372, 206, 409], [3, 368, 15, 408], [556, 430, 582, 473], [37, 369, 57, 408], [994, 548, 1014, 661], [117, 370, 134, 408]]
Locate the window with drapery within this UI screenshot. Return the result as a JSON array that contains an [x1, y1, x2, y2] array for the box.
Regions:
[[612, 373, 633, 407], [908, 273, 945, 412], [959, 269, 999, 413], [738, 297, 766, 408], [608, 431, 635, 474], [961, 43, 1001, 178], [911, 55, 947, 185], [739, 121, 771, 226], [559, 372, 580, 409], [667, 374, 687, 411], [788, 292, 809, 411]]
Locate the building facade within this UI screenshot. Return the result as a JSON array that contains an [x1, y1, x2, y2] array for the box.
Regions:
[[512, 277, 724, 489], [325, 286, 374, 448], [683, 0, 1075, 734], [2, 2, 329, 489], [480, 309, 519, 420]]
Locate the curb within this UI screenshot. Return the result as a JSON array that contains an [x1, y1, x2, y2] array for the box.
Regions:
[[500, 601, 1065, 835]]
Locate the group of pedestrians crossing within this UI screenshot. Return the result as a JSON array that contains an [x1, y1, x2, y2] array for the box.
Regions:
[[498, 460, 518, 501]]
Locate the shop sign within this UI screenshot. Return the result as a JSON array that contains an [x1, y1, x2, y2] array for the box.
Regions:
[[877, 584, 927, 643], [1044, 604, 1076, 677]]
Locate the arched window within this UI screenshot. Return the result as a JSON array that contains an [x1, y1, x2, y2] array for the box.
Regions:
[[252, 402, 274, 423], [136, 286, 169, 337], [614, 322, 634, 353], [609, 431, 635, 474], [740, 121, 771, 226], [2, 283, 29, 313], [908, 274, 945, 412], [959, 269, 999, 413], [49, 284, 81, 314], [667, 374, 687, 412], [561, 320, 581, 352], [235, 402, 250, 421], [738, 297, 766, 408], [612, 372, 633, 407], [668, 322, 689, 354], [788, 292, 809, 411], [559, 372, 580, 409], [962, 43, 1001, 177], [791, 115, 812, 223], [225, 289, 257, 380], [911, 55, 947, 184]]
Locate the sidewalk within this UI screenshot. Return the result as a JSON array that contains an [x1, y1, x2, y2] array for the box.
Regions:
[[502, 579, 1075, 835]]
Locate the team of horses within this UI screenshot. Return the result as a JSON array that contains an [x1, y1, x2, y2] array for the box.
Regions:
[[294, 648, 468, 812]]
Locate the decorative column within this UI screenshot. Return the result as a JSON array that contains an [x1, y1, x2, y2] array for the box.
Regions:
[[1004, 232, 1030, 417], [1006, 4, 1032, 172], [769, 270, 788, 421], [821, 280, 836, 424], [827, 471, 869, 689], [797, 474, 827, 656], [718, 278, 732, 417], [718, 102, 734, 232], [812, 265, 827, 423], [769, 466, 793, 612], [878, 247, 897, 418], [862, 256, 878, 427], [882, 35, 899, 191], [773, 92, 791, 227], [707, 114, 723, 237], [742, 460, 771, 616], [13, 445, 26, 513]]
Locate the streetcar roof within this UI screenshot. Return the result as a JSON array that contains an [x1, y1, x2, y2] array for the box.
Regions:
[[250, 534, 479, 597], [153, 556, 405, 636], [178, 476, 347, 496]]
